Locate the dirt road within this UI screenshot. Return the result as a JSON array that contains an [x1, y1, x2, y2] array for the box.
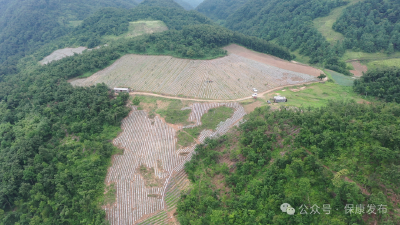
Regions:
[[129, 80, 323, 102]]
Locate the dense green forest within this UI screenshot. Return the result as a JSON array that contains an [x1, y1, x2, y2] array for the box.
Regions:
[[354, 67, 400, 103], [3, 4, 291, 79], [196, 0, 247, 21], [333, 0, 400, 53], [222, 0, 350, 75], [177, 102, 400, 224], [0, 54, 131, 223], [0, 4, 213, 78], [0, 0, 139, 72]]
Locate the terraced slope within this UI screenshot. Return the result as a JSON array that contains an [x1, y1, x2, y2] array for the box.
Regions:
[[104, 103, 246, 224], [71, 51, 319, 100]]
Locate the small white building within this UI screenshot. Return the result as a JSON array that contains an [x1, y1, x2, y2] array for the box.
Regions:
[[114, 88, 130, 93], [274, 96, 287, 103]]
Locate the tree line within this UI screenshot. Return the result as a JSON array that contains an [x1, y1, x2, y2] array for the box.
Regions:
[[354, 67, 400, 103]]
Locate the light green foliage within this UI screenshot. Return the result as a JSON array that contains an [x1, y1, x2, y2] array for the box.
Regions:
[[367, 58, 400, 70], [157, 100, 191, 125], [103, 20, 168, 40], [342, 50, 400, 61], [175, 106, 234, 148], [176, 131, 196, 148], [313, 0, 363, 44], [327, 70, 355, 86], [262, 82, 365, 108], [132, 96, 141, 106], [184, 106, 234, 138]]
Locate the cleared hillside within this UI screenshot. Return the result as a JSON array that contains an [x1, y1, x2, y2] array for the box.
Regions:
[[105, 102, 246, 224], [70, 51, 319, 100]]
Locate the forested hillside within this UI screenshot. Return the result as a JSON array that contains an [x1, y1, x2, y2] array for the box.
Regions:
[[140, 0, 183, 9], [196, 0, 247, 21], [354, 67, 400, 103], [0, 0, 138, 75], [0, 4, 293, 223], [333, 0, 400, 53], [0, 4, 212, 78], [178, 102, 400, 224], [174, 0, 194, 10], [222, 0, 350, 75]]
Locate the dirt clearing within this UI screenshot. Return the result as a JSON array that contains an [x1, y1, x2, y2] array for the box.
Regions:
[[40, 47, 87, 65], [126, 20, 168, 38], [223, 44, 324, 77], [350, 61, 368, 77]]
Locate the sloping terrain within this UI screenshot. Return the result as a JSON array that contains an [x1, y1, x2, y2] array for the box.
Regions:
[[177, 102, 400, 224], [224, 44, 324, 77], [39, 47, 88, 65], [70, 47, 319, 100], [104, 102, 246, 224]]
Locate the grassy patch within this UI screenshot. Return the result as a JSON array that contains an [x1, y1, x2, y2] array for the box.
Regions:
[[176, 131, 196, 148], [346, 62, 355, 70], [342, 50, 400, 61], [326, 69, 355, 86], [156, 100, 191, 125], [102, 183, 116, 206], [132, 95, 193, 124], [262, 81, 374, 109], [367, 58, 400, 70], [313, 5, 346, 43], [291, 49, 311, 64], [313, 0, 365, 44], [184, 106, 234, 138], [103, 20, 168, 41]]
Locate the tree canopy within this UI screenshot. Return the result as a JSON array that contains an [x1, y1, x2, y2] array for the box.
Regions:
[[178, 101, 400, 224], [354, 67, 400, 103], [333, 0, 400, 53]]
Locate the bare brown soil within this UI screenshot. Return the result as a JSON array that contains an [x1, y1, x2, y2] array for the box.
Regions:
[[223, 44, 325, 77], [350, 61, 368, 77], [166, 208, 179, 225], [290, 86, 307, 92], [241, 100, 263, 114]]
